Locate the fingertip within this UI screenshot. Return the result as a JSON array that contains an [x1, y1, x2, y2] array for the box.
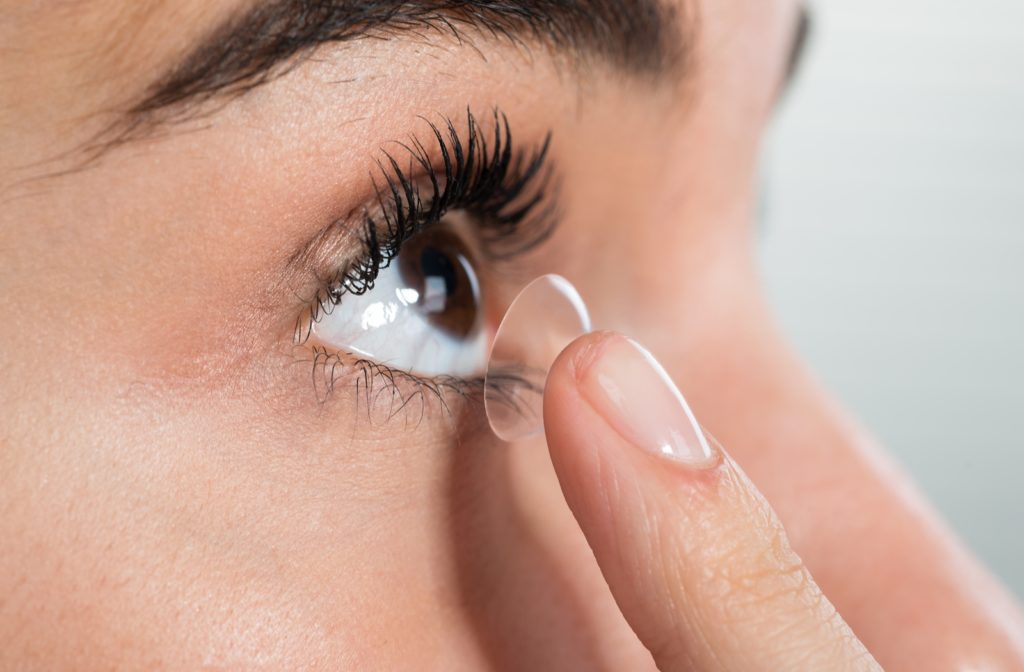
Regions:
[[543, 332, 631, 478], [549, 331, 719, 470], [542, 330, 619, 477], [543, 330, 621, 439], [547, 330, 623, 388]]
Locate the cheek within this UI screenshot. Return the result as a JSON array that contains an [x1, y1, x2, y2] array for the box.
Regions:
[[0, 388, 493, 667]]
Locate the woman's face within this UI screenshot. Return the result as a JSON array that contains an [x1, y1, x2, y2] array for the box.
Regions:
[[0, 1, 802, 668]]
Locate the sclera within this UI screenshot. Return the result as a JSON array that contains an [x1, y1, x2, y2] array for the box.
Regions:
[[484, 275, 591, 442]]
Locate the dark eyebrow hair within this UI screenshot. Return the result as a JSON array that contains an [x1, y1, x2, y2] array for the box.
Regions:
[[123, 0, 687, 133]]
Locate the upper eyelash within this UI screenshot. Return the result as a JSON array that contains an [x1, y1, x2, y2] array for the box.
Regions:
[[317, 108, 556, 312]]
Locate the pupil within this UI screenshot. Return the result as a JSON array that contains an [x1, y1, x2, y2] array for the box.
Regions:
[[420, 246, 458, 300], [397, 229, 480, 340]]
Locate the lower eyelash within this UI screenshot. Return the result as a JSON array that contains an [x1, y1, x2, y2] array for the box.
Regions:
[[305, 345, 484, 426], [301, 346, 537, 432]]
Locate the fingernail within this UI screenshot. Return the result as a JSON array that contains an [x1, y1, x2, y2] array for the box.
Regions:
[[578, 336, 718, 468]]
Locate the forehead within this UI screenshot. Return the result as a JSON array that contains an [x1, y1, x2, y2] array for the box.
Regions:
[[0, 0, 241, 127], [4, 0, 240, 69], [0, 0, 796, 171]]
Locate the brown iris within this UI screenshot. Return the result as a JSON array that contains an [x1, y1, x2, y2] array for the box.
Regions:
[[397, 229, 481, 340]]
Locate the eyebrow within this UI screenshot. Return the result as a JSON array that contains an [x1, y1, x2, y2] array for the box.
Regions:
[[123, 0, 686, 133]]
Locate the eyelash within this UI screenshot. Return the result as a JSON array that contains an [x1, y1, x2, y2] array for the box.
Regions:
[[307, 346, 486, 426], [296, 110, 557, 415], [322, 109, 553, 310]]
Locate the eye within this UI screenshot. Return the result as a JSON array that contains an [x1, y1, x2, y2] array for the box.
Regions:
[[300, 110, 557, 390], [312, 226, 490, 377]]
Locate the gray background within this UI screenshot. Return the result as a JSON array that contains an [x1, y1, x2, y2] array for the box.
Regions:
[[760, 0, 1024, 597]]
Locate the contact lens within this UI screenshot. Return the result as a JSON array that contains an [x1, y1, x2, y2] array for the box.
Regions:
[[484, 275, 591, 442]]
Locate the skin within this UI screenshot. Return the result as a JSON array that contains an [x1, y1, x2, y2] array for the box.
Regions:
[[1, 0, 1022, 669]]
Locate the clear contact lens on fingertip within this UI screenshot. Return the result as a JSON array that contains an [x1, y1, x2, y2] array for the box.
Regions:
[[484, 274, 591, 442]]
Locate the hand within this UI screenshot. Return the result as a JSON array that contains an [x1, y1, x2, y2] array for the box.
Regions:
[[543, 332, 881, 671]]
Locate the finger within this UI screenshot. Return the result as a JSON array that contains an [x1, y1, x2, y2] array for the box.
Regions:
[[543, 332, 880, 672]]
